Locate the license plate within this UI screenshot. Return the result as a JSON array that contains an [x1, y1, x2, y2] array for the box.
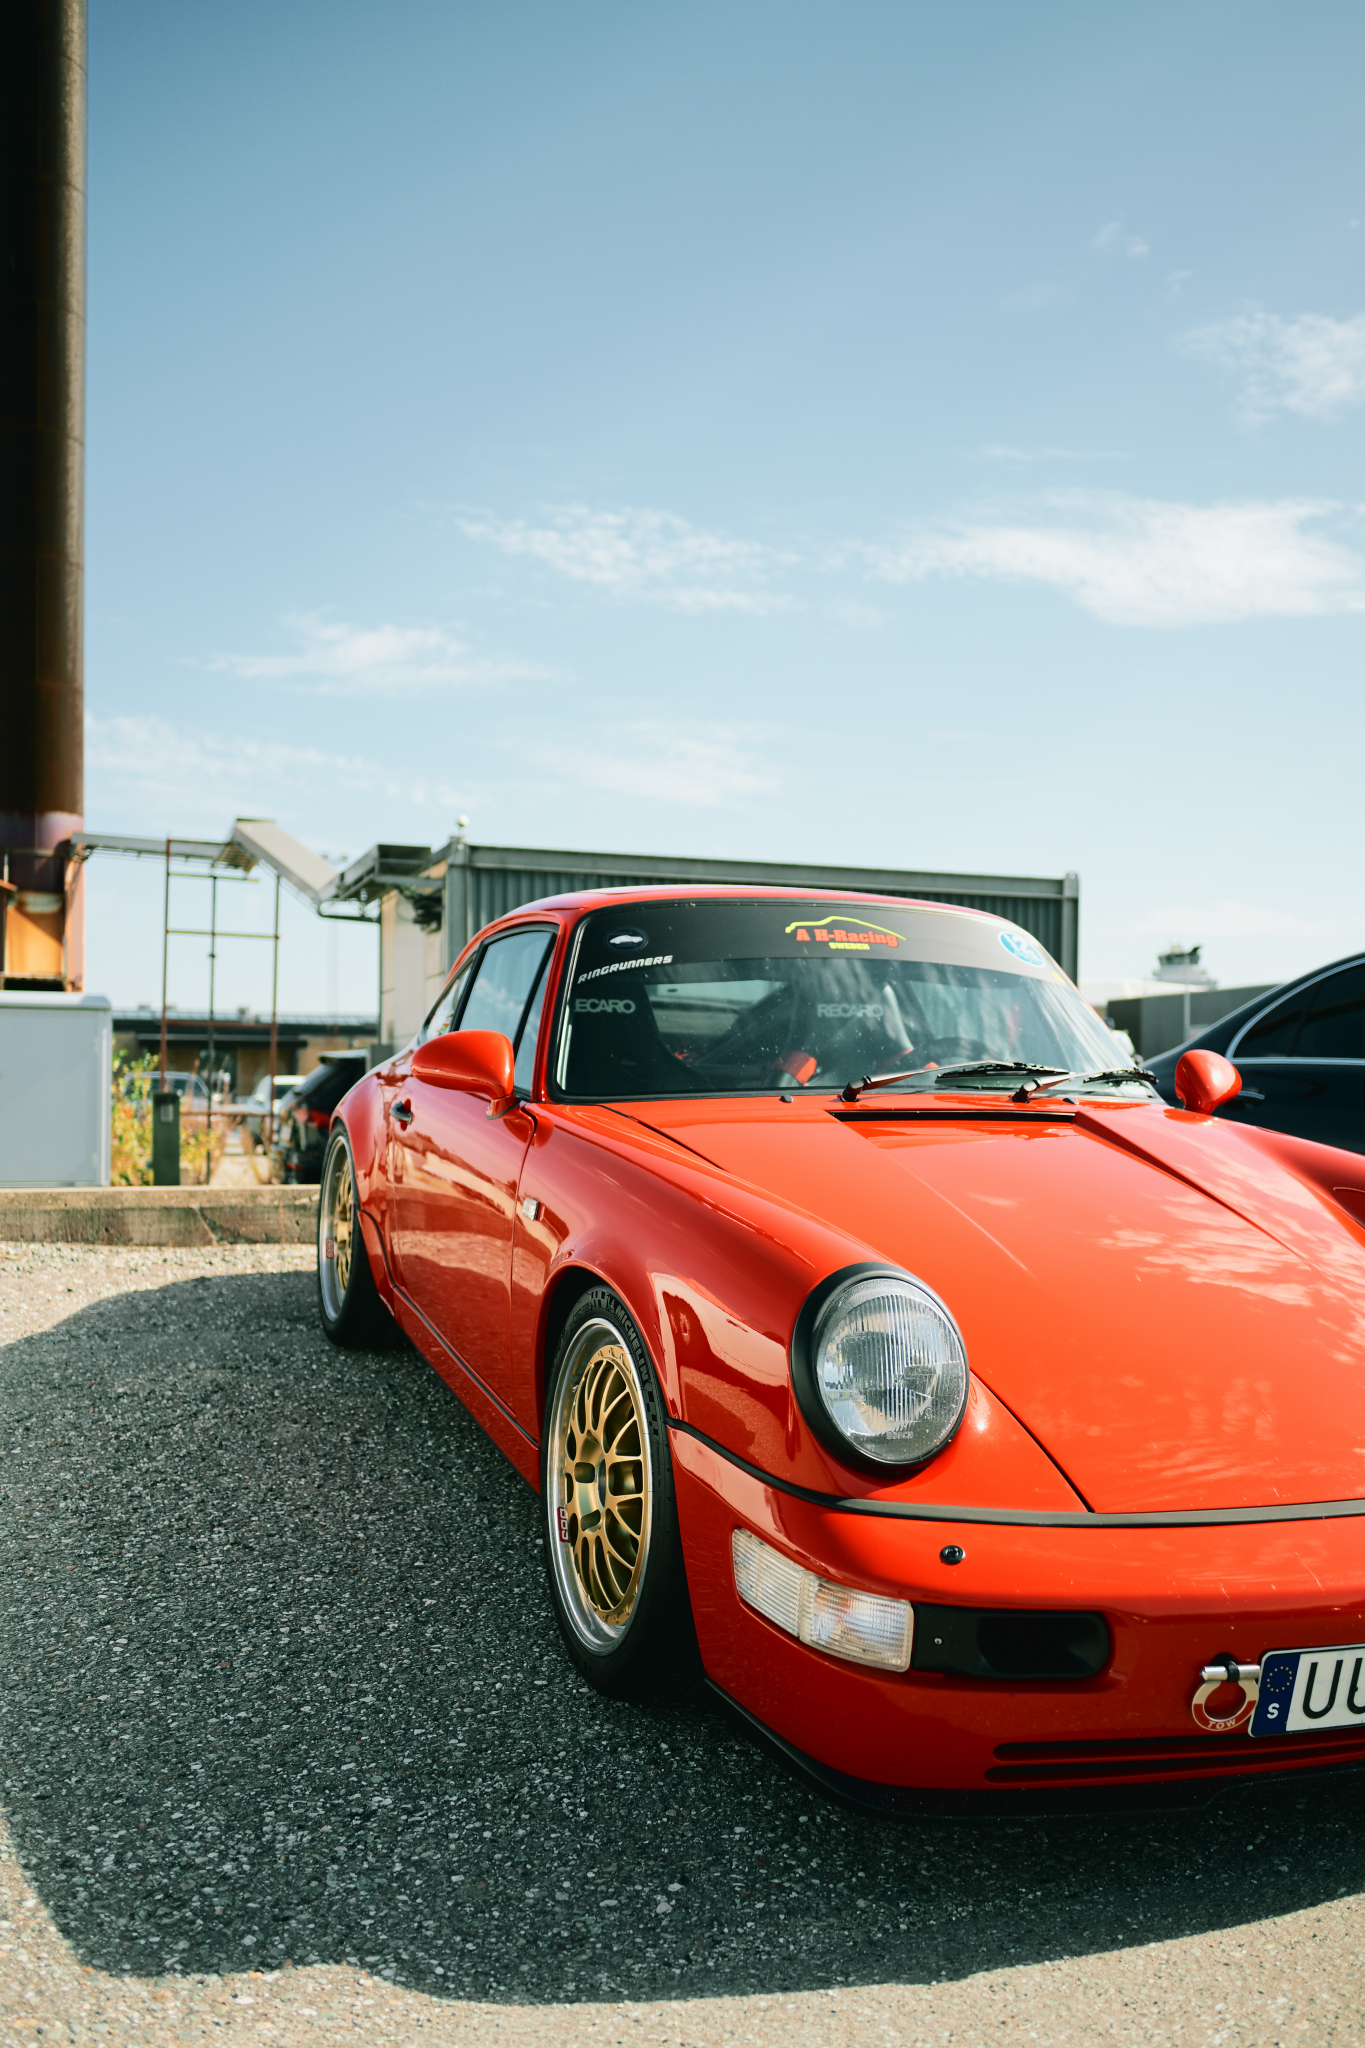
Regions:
[[1251, 1642, 1365, 1736]]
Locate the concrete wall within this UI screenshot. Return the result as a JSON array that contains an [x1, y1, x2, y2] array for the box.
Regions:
[[378, 865, 447, 1050]]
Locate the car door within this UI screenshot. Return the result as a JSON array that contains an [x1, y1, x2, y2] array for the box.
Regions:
[[388, 924, 557, 1406], [1225, 963, 1365, 1155]]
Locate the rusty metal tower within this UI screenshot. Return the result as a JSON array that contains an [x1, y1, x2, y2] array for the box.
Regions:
[[0, 0, 87, 989]]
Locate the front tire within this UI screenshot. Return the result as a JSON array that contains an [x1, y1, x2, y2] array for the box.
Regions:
[[317, 1128, 394, 1348], [541, 1287, 700, 1702]]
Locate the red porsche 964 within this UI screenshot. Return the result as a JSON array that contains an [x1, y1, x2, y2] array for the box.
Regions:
[[317, 889, 1365, 1811]]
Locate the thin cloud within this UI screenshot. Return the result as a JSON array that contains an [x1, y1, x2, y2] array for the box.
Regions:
[[538, 723, 779, 807], [1092, 221, 1150, 259], [87, 714, 383, 817], [1183, 309, 1365, 425], [869, 493, 1365, 627], [207, 613, 544, 696], [458, 505, 794, 614], [85, 714, 467, 823]]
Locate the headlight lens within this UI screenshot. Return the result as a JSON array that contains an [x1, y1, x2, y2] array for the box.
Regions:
[[812, 1274, 968, 1467]]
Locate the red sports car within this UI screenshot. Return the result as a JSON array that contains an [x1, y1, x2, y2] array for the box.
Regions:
[[317, 888, 1365, 1811]]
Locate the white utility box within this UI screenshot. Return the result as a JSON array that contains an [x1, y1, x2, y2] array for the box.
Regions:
[[0, 991, 113, 1187]]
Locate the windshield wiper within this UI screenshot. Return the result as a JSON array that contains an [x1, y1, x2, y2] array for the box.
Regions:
[[839, 1060, 1065, 1104], [838, 1065, 932, 1103], [838, 1060, 1159, 1107], [1008, 1066, 1160, 1103], [934, 1061, 1068, 1085]]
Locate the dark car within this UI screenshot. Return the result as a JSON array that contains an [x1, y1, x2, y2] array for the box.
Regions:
[[1148, 951, 1365, 1155], [270, 1052, 368, 1184]]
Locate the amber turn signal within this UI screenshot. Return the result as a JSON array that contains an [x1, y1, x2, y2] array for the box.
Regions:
[[1174, 1048, 1242, 1116]]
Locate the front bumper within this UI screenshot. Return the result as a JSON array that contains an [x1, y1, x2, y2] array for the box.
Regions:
[[671, 1428, 1365, 1803]]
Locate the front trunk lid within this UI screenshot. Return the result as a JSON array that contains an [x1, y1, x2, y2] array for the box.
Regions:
[[633, 1098, 1365, 1514]]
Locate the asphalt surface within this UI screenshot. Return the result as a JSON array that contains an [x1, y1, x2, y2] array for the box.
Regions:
[[1, 1242, 1365, 2032]]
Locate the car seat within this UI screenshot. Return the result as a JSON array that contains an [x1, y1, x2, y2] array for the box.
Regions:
[[562, 979, 694, 1096]]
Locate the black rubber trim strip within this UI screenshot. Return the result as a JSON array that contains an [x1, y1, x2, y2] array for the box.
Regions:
[[702, 1680, 1365, 1815], [669, 1416, 1365, 1529], [360, 1198, 538, 1449], [393, 1278, 540, 1451], [832, 1108, 1076, 1123]]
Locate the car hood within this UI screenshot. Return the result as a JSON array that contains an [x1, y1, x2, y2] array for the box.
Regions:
[[632, 1099, 1365, 1513]]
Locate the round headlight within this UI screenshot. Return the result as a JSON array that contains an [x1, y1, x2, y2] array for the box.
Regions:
[[801, 1269, 969, 1469]]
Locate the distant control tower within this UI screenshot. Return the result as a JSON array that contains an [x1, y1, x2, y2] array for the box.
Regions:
[[1152, 943, 1216, 990], [0, 0, 87, 989]]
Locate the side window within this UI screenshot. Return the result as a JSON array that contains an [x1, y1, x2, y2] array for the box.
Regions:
[[460, 928, 556, 1054], [420, 960, 473, 1046], [1236, 993, 1308, 1058], [513, 953, 552, 1095], [1293, 965, 1365, 1060]]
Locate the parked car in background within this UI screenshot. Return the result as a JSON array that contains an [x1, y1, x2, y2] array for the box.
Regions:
[[1148, 951, 1365, 1156], [240, 1072, 303, 1142], [271, 1053, 367, 1184]]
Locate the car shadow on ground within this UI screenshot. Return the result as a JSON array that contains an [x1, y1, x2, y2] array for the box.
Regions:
[[1, 1263, 1364, 2006]]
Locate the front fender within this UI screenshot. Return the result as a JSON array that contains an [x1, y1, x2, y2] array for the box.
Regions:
[[512, 1105, 875, 1492], [336, 1070, 388, 1213], [512, 1106, 1085, 1519]]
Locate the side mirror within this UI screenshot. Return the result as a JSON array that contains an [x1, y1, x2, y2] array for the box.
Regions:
[[411, 1029, 515, 1110], [1174, 1049, 1242, 1117]]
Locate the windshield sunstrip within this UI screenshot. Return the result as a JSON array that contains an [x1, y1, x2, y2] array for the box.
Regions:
[[553, 899, 1124, 1102]]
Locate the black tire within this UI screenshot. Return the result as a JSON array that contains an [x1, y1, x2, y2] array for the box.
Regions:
[[317, 1128, 396, 1349], [541, 1286, 700, 1702]]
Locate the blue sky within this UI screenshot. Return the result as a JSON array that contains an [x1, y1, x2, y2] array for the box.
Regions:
[[86, 0, 1365, 1014]]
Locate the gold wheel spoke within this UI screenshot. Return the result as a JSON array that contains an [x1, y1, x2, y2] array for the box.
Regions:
[[608, 1496, 642, 1537], [328, 1153, 354, 1292], [595, 1534, 630, 1600], [555, 1329, 653, 1633], [601, 1389, 635, 1444]]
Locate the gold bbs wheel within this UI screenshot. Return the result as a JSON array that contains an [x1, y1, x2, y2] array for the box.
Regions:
[[318, 1136, 356, 1321], [548, 1317, 654, 1650]]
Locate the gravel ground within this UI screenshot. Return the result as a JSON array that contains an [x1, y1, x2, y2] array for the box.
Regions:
[[1, 1241, 1364, 2045]]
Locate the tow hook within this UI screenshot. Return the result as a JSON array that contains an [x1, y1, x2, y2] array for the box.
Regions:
[[1191, 1658, 1261, 1733]]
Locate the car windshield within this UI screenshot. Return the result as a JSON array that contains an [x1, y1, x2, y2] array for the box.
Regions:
[[554, 898, 1120, 1100]]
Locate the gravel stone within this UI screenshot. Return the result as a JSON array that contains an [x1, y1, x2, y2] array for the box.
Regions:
[[1, 1242, 1363, 2043]]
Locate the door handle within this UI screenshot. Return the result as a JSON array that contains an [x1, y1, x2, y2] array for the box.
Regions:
[[390, 1099, 414, 1127]]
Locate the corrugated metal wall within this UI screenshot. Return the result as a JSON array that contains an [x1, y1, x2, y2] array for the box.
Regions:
[[444, 850, 1078, 981], [468, 870, 1062, 964]]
